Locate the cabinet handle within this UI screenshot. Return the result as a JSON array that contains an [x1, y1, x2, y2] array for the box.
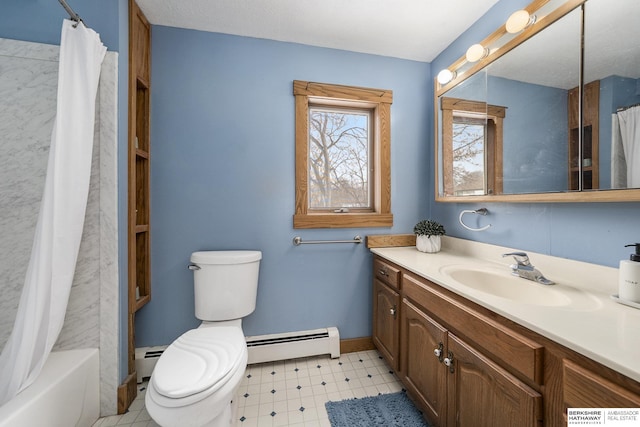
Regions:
[[444, 351, 455, 373], [379, 268, 388, 277], [434, 342, 444, 362], [389, 306, 397, 317]]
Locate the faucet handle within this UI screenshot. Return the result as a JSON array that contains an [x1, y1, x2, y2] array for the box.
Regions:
[[502, 252, 531, 266]]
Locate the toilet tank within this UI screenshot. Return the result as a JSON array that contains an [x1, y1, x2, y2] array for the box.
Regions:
[[189, 250, 261, 321]]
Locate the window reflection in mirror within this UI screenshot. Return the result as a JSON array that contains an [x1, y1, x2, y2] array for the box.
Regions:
[[438, 70, 488, 197], [441, 97, 505, 196], [453, 113, 488, 196]]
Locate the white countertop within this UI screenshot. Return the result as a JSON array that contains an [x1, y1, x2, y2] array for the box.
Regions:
[[371, 237, 640, 383]]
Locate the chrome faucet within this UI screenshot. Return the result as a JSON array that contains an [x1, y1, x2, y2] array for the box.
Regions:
[[502, 252, 555, 285]]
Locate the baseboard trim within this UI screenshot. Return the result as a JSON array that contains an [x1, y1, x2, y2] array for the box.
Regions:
[[340, 337, 375, 354], [117, 372, 138, 414]]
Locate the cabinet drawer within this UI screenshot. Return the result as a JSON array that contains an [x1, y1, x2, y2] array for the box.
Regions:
[[564, 359, 640, 408], [403, 272, 544, 384], [373, 257, 400, 290]]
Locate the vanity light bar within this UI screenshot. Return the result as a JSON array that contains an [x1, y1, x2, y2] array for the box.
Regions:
[[436, 4, 541, 91]]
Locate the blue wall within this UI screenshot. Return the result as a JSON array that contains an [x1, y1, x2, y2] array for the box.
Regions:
[[430, 0, 640, 267], [489, 76, 568, 193], [135, 27, 431, 346], [0, 0, 120, 50]]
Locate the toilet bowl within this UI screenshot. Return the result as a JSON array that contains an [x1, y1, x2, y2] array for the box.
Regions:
[[145, 321, 247, 427], [145, 250, 261, 427]]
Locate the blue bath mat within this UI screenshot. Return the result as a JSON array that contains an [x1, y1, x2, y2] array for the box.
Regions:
[[325, 391, 430, 427]]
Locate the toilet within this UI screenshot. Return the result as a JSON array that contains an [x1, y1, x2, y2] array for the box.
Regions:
[[145, 250, 262, 427]]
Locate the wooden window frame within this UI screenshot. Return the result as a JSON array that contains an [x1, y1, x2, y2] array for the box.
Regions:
[[440, 97, 505, 196], [293, 80, 393, 229]]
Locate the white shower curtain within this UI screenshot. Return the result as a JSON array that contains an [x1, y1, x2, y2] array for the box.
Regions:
[[0, 20, 106, 405], [611, 114, 627, 188], [616, 106, 640, 188]]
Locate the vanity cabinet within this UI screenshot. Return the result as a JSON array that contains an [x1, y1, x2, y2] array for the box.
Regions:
[[372, 258, 400, 371], [372, 255, 640, 427], [446, 333, 541, 427], [399, 273, 541, 427], [400, 299, 447, 424], [563, 360, 640, 410]]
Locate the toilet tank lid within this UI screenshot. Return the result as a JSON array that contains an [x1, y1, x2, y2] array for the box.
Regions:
[[190, 250, 262, 265]]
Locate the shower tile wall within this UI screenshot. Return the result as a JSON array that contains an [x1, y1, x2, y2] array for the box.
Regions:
[[97, 51, 120, 417], [0, 39, 59, 349], [0, 38, 119, 416]]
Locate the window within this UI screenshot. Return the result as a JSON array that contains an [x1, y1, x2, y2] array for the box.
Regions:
[[441, 97, 505, 196], [294, 81, 393, 229], [308, 106, 372, 210]]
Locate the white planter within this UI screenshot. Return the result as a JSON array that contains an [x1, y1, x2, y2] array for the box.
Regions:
[[416, 235, 442, 253]]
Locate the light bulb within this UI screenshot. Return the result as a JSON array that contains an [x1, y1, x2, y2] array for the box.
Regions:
[[506, 10, 536, 34], [466, 44, 489, 63], [437, 69, 456, 85]]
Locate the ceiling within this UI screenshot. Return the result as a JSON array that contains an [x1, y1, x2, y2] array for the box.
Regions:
[[136, 0, 499, 62]]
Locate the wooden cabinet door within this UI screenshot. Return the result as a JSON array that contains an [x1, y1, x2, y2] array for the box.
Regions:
[[564, 359, 640, 409], [401, 299, 448, 427], [447, 334, 542, 427], [373, 278, 400, 370]]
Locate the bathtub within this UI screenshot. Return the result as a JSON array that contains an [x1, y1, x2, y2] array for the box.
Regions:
[[0, 348, 100, 427]]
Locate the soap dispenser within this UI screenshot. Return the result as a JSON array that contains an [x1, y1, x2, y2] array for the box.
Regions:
[[619, 243, 640, 303]]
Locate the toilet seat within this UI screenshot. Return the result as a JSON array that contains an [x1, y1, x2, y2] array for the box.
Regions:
[[151, 326, 246, 403]]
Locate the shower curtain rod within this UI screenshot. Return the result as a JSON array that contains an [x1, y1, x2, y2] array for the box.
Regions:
[[58, 0, 84, 26], [617, 103, 640, 112]]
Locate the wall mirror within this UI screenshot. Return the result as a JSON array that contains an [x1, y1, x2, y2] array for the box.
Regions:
[[435, 0, 640, 202]]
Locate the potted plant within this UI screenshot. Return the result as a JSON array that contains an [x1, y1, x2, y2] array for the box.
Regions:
[[414, 219, 445, 253]]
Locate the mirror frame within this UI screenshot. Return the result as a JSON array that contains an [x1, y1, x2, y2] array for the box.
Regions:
[[434, 0, 640, 202]]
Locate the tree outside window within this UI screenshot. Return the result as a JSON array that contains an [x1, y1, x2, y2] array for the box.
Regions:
[[452, 116, 487, 196], [440, 97, 505, 197], [308, 107, 372, 210]]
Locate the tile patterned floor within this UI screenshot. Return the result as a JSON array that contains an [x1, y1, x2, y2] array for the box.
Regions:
[[92, 349, 403, 427]]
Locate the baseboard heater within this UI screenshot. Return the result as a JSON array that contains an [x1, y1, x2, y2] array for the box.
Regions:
[[246, 327, 340, 364], [135, 327, 340, 382], [135, 345, 166, 383]]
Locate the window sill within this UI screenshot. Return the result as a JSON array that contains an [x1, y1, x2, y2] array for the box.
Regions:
[[293, 213, 393, 229]]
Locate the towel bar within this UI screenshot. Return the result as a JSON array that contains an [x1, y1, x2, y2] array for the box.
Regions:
[[293, 236, 362, 246]]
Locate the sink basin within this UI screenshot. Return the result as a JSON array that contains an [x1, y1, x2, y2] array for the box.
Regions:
[[439, 265, 601, 310]]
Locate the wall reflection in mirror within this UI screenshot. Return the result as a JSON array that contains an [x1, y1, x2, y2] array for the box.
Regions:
[[585, 0, 640, 190], [436, 0, 640, 199]]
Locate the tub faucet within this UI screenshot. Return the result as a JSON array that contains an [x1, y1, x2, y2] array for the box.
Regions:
[[502, 252, 555, 285]]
